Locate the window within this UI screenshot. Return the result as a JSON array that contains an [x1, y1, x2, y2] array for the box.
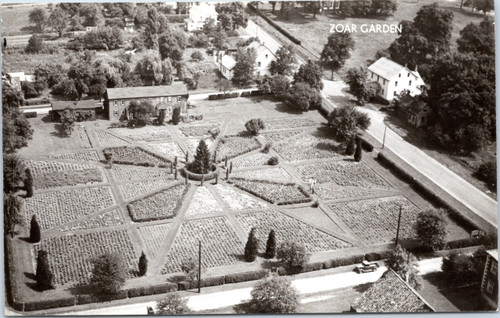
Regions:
[[121, 100, 124, 106], [409, 80, 412, 86], [114, 101, 118, 107], [399, 73, 401, 78], [371, 73, 374, 79], [168, 96, 172, 103], [377, 75, 380, 81], [407, 72, 410, 77], [395, 81, 398, 87], [487, 280, 494, 293], [113, 110, 119, 117], [491, 262, 497, 275], [381, 89, 384, 95], [265, 54, 268, 59], [177, 96, 181, 102], [258, 62, 262, 67], [383, 79, 386, 85]]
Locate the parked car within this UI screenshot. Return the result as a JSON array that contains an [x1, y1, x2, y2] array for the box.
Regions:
[[355, 260, 380, 273]]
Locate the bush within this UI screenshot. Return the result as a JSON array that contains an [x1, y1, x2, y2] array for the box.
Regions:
[[24, 111, 37, 118], [323, 254, 364, 269], [224, 270, 268, 284], [268, 156, 279, 166], [245, 118, 265, 135], [208, 94, 218, 100], [360, 138, 374, 152], [416, 209, 448, 251], [138, 252, 147, 277], [263, 143, 272, 154], [172, 107, 181, 125], [277, 241, 310, 274], [22, 82, 41, 99], [23, 97, 50, 106], [200, 276, 225, 288], [36, 250, 54, 291], [23, 297, 75, 311], [89, 252, 127, 294], [25, 35, 44, 53], [191, 51, 204, 61], [76, 291, 127, 305], [475, 160, 496, 189], [244, 228, 259, 262], [30, 215, 41, 243], [127, 282, 178, 298], [301, 262, 324, 273]]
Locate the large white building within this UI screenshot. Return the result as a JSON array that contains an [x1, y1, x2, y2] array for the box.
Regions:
[[184, 2, 218, 32], [367, 57, 425, 101], [247, 41, 277, 77]]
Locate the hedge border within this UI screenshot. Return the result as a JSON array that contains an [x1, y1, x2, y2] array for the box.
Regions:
[[248, 4, 302, 45], [183, 165, 220, 181]]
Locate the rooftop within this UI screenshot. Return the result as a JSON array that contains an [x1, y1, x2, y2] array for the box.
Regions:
[[351, 269, 434, 313], [221, 55, 237, 70], [368, 57, 422, 81], [51, 100, 101, 111], [487, 249, 498, 262], [107, 83, 188, 100], [248, 40, 278, 58]]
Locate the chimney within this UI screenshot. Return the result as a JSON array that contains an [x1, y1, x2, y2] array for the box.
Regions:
[[414, 65, 418, 72], [404, 63, 407, 68]]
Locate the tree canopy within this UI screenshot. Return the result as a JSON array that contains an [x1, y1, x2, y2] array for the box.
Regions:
[[247, 276, 299, 313], [320, 32, 355, 79], [328, 105, 371, 143], [457, 18, 494, 56], [293, 60, 323, 91], [346, 67, 381, 105], [276, 241, 310, 273], [415, 209, 448, 251], [284, 83, 322, 111], [29, 7, 47, 32], [232, 47, 257, 87], [270, 45, 297, 76], [90, 252, 127, 294], [386, 245, 422, 290]]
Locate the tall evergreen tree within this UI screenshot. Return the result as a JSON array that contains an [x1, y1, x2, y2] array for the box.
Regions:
[[36, 250, 54, 291], [244, 228, 259, 262], [191, 139, 212, 174], [138, 251, 148, 276], [354, 138, 362, 162], [4, 193, 24, 238], [265, 230, 276, 259], [25, 168, 33, 197], [172, 107, 181, 125], [30, 215, 41, 243]]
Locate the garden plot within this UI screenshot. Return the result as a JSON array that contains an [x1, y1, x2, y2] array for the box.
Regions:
[[235, 211, 351, 253], [273, 134, 344, 161], [232, 167, 294, 183], [186, 138, 214, 155], [232, 152, 274, 168], [35, 229, 137, 286], [25, 160, 103, 189], [76, 126, 92, 148], [49, 150, 100, 162], [127, 184, 187, 222], [231, 179, 311, 205], [294, 161, 392, 190], [161, 217, 243, 274], [118, 178, 176, 201], [25, 186, 116, 230], [185, 186, 224, 218], [58, 208, 124, 232], [214, 136, 261, 162], [137, 223, 171, 260], [111, 126, 172, 142], [103, 146, 170, 167], [145, 141, 185, 162], [213, 184, 267, 211], [262, 130, 304, 144], [111, 165, 172, 182], [223, 120, 245, 136], [328, 196, 420, 244], [265, 118, 318, 130], [179, 124, 219, 137], [315, 183, 393, 201], [94, 130, 130, 147]]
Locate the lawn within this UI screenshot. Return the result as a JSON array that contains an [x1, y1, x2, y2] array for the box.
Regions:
[[1, 4, 45, 36]]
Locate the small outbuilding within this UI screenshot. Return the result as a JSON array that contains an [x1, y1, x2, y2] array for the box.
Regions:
[[51, 100, 102, 122]]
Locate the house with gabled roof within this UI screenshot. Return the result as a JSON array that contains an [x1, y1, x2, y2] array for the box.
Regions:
[[481, 249, 498, 308], [247, 40, 277, 77], [220, 55, 236, 80], [351, 269, 435, 313], [367, 57, 425, 101], [184, 2, 218, 32]]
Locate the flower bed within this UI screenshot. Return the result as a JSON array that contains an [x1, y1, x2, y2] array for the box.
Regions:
[[315, 183, 390, 201], [214, 136, 261, 162], [76, 126, 92, 148], [293, 161, 392, 190], [111, 126, 172, 141], [230, 178, 311, 205], [232, 167, 294, 183], [262, 130, 304, 144], [127, 184, 188, 222], [213, 184, 267, 210], [35, 229, 137, 286], [137, 223, 171, 260], [185, 186, 223, 218], [49, 150, 100, 162], [161, 217, 243, 274], [58, 208, 124, 232], [232, 152, 274, 168], [179, 124, 219, 137], [235, 210, 351, 253], [25, 160, 103, 189], [25, 186, 116, 230], [328, 196, 420, 244], [111, 165, 172, 182], [103, 146, 170, 167], [273, 134, 344, 161], [145, 142, 184, 162], [265, 118, 318, 130], [94, 130, 130, 147], [118, 178, 177, 201]]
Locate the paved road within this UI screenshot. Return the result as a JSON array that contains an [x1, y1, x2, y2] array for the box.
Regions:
[[321, 79, 498, 228]]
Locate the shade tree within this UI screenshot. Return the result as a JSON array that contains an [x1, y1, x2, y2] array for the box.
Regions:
[[246, 276, 298, 313], [320, 32, 355, 79], [90, 252, 127, 294]]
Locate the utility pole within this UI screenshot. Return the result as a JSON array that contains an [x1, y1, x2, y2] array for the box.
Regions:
[[198, 240, 202, 293], [395, 205, 402, 247], [382, 126, 387, 150]]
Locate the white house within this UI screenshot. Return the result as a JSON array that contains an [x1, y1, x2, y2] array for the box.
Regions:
[[367, 57, 425, 101], [248, 41, 277, 77], [184, 2, 218, 32], [220, 55, 236, 80]]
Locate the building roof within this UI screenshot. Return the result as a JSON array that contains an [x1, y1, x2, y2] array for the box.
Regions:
[[351, 270, 434, 313], [106, 83, 189, 100], [189, 2, 218, 19], [221, 55, 237, 70], [248, 41, 277, 59], [368, 57, 423, 83], [51, 100, 101, 111], [487, 250, 498, 262]]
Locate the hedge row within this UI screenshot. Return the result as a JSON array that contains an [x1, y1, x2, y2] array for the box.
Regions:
[[127, 282, 178, 298], [377, 152, 480, 233], [248, 3, 302, 45], [24, 111, 37, 118], [240, 90, 264, 97], [208, 92, 240, 100], [23, 97, 50, 106], [183, 165, 219, 181]]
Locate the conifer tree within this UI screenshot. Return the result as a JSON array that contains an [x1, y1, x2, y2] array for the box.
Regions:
[[345, 138, 355, 156], [265, 230, 276, 259], [191, 139, 211, 174], [24, 168, 33, 197], [354, 138, 362, 162], [138, 251, 148, 276], [244, 228, 259, 262], [172, 107, 181, 125], [30, 215, 41, 243], [36, 250, 54, 291]]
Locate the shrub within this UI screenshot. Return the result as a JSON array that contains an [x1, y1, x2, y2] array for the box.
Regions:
[[415, 209, 448, 251], [155, 293, 190, 315], [24, 111, 37, 118], [36, 250, 54, 291], [345, 138, 355, 155], [138, 251, 147, 276], [25, 34, 43, 53], [244, 228, 259, 262], [172, 107, 181, 125], [245, 118, 265, 135], [301, 262, 323, 273], [22, 81, 41, 99], [475, 160, 496, 189], [247, 276, 299, 313], [90, 252, 127, 294], [262, 143, 272, 153], [354, 138, 362, 162], [323, 255, 364, 269], [224, 270, 268, 284], [265, 230, 276, 258], [268, 156, 279, 166], [191, 50, 204, 61], [277, 241, 310, 274], [200, 275, 225, 288], [360, 138, 374, 152], [30, 215, 41, 243]]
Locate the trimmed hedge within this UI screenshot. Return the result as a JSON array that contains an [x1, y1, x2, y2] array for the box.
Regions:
[[127, 282, 177, 298], [248, 3, 302, 45], [224, 92, 239, 99], [323, 254, 365, 269], [24, 111, 37, 118], [364, 250, 392, 262], [301, 261, 324, 273], [359, 137, 374, 152], [200, 276, 225, 288], [217, 93, 225, 100], [240, 91, 252, 97], [208, 94, 218, 100], [23, 97, 50, 106], [76, 290, 128, 305], [224, 270, 268, 284], [24, 297, 75, 311]]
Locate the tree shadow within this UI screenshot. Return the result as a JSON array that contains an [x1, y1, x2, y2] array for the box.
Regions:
[[26, 282, 41, 292], [353, 282, 373, 293], [273, 101, 307, 115], [41, 115, 52, 123], [19, 237, 32, 243], [233, 301, 253, 314], [167, 275, 186, 283], [24, 272, 35, 280]]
